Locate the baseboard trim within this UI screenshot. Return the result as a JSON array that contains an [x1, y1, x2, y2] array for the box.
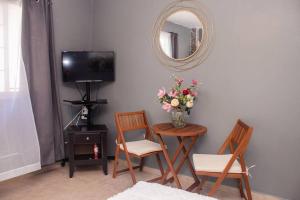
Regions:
[[0, 162, 41, 182]]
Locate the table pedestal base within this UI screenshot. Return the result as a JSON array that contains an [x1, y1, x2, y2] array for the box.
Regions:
[[157, 135, 200, 190]]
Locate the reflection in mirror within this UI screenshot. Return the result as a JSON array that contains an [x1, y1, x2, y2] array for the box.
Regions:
[[160, 10, 203, 60]]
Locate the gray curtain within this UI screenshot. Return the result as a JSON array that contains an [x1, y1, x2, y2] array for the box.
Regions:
[[21, 0, 64, 165], [170, 32, 178, 59], [190, 28, 197, 55]]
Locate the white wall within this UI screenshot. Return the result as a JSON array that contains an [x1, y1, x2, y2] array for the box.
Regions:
[[91, 0, 300, 199]]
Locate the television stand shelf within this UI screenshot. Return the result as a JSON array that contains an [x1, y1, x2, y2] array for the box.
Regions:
[[63, 82, 108, 126], [63, 99, 108, 106]]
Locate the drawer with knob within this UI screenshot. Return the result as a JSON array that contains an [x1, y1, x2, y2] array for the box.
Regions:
[[73, 133, 100, 144]]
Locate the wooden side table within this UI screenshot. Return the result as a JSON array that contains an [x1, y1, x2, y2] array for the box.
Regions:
[[152, 123, 207, 191], [66, 125, 108, 178]]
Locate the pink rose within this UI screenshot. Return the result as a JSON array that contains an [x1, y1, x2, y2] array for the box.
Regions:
[[168, 90, 178, 98], [192, 79, 198, 85], [175, 78, 183, 85], [191, 91, 198, 97], [157, 87, 166, 98], [162, 102, 172, 112]]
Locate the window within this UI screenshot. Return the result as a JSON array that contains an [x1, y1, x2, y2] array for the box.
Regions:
[[0, 2, 22, 92], [160, 31, 172, 58]]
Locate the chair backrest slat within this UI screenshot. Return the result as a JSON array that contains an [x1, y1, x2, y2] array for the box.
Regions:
[[115, 111, 150, 143], [219, 119, 253, 156], [116, 111, 148, 131], [230, 120, 251, 150]]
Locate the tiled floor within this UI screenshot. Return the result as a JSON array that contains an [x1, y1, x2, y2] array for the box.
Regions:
[[0, 161, 280, 200]]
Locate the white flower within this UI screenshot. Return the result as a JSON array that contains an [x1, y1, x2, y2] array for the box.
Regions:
[[171, 99, 179, 107], [187, 94, 194, 101], [186, 101, 193, 108]]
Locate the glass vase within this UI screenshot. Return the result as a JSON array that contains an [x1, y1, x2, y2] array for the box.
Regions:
[[171, 110, 188, 128]]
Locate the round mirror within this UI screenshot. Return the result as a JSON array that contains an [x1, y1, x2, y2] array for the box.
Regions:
[[153, 1, 214, 71], [160, 10, 203, 60]]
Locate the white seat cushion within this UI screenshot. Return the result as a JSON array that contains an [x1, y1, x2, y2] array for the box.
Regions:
[[119, 140, 163, 156], [193, 154, 243, 173]]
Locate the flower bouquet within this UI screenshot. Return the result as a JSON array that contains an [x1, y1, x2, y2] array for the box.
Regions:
[[157, 76, 199, 128]]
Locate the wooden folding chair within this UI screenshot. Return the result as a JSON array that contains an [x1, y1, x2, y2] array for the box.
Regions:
[[193, 119, 253, 200], [112, 110, 164, 184]]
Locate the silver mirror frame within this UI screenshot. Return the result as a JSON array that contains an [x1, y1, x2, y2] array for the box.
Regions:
[[153, 0, 214, 71]]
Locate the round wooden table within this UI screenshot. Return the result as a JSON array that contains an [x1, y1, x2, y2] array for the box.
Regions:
[[152, 123, 207, 191]]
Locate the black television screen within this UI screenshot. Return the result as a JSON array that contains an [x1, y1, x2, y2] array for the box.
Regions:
[[62, 51, 114, 82]]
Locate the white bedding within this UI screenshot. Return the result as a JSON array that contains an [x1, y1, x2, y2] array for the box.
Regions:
[[107, 181, 217, 200]]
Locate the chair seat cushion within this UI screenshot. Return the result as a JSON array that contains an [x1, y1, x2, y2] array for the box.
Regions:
[[193, 154, 243, 173], [119, 140, 163, 156]]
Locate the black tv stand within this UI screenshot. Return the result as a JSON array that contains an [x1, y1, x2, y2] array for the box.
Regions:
[[64, 82, 107, 126]]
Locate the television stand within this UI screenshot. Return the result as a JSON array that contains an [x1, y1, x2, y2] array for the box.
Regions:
[[64, 82, 107, 126], [66, 124, 108, 178]]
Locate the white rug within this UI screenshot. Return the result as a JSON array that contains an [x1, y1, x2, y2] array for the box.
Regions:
[[107, 181, 217, 200]]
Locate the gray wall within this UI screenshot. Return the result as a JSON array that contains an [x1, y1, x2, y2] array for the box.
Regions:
[[50, 0, 300, 199], [91, 0, 300, 199], [52, 0, 95, 125], [163, 21, 191, 58]]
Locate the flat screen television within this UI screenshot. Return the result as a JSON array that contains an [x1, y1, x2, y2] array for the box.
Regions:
[[62, 51, 114, 82]]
